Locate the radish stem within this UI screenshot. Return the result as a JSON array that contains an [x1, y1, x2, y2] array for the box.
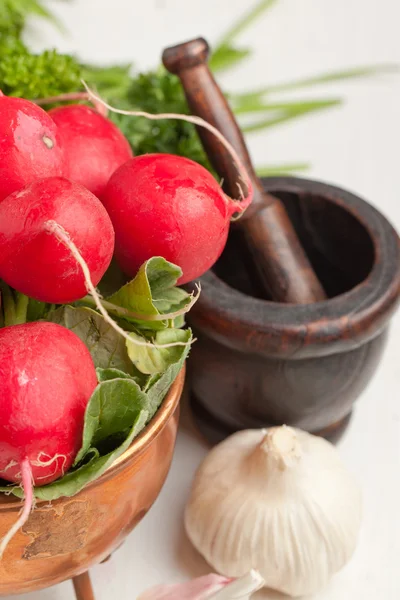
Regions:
[[0, 459, 33, 559], [35, 92, 89, 105], [0, 292, 4, 329], [34, 92, 108, 117], [45, 220, 193, 349], [0, 282, 16, 327], [15, 293, 29, 325]]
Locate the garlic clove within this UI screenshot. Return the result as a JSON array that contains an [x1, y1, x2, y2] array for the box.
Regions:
[[137, 571, 264, 599], [210, 570, 265, 599], [137, 573, 228, 599]]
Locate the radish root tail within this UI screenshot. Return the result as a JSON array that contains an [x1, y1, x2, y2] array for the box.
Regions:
[[81, 81, 253, 217], [31, 452, 68, 481], [0, 458, 34, 559], [44, 220, 193, 350]]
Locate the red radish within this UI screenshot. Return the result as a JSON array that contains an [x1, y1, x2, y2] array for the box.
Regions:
[[0, 92, 64, 203], [0, 322, 97, 557], [101, 154, 250, 284], [0, 322, 97, 486], [0, 176, 115, 303], [49, 104, 133, 197]]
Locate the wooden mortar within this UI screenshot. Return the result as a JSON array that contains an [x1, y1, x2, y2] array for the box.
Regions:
[[0, 368, 185, 598], [185, 178, 400, 443]]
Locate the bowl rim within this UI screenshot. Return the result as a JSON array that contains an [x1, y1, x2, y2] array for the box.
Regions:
[[0, 365, 185, 510], [189, 176, 400, 359]]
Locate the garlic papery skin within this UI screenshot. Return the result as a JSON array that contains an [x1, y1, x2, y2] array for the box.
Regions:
[[137, 570, 264, 599], [184, 426, 362, 597]]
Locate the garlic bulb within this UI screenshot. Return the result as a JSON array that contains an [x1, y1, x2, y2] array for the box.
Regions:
[[184, 426, 362, 597], [138, 570, 264, 599]]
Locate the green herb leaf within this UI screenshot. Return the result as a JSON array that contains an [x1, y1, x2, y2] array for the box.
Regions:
[[235, 64, 399, 99], [239, 99, 342, 133], [26, 298, 53, 322], [0, 0, 60, 37], [232, 97, 343, 115], [255, 163, 310, 177], [209, 44, 251, 73], [96, 367, 134, 383], [11, 0, 57, 22], [145, 350, 187, 419], [24, 410, 147, 501], [74, 377, 148, 465], [46, 305, 135, 374], [216, 0, 279, 47], [106, 257, 192, 330], [96, 364, 151, 390], [0, 40, 81, 99], [96, 257, 128, 298], [210, 0, 278, 72], [108, 68, 213, 172], [126, 328, 192, 376], [81, 63, 133, 100]]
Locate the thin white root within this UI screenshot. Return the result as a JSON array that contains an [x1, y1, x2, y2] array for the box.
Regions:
[[31, 452, 67, 468], [31, 453, 68, 481], [0, 459, 34, 559], [2, 460, 18, 473], [83, 282, 201, 322], [81, 81, 253, 214], [45, 221, 193, 349]]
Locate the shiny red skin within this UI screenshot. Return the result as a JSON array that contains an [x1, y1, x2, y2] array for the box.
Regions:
[[101, 154, 233, 284], [0, 322, 98, 486], [0, 95, 65, 202], [0, 177, 115, 303], [49, 104, 133, 197]]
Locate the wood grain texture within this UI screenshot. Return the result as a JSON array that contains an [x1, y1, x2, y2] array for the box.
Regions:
[[162, 37, 327, 304], [0, 368, 185, 596], [186, 177, 400, 443]]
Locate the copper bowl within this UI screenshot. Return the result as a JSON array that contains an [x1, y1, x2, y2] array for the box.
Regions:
[[0, 367, 185, 596]]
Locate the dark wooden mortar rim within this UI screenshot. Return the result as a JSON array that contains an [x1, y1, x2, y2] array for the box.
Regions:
[[0, 366, 185, 511], [189, 177, 400, 359]]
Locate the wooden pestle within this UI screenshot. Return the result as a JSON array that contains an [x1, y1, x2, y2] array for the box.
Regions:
[[162, 38, 327, 303]]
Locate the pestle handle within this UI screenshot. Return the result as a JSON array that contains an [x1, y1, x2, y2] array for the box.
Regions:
[[162, 38, 327, 304]]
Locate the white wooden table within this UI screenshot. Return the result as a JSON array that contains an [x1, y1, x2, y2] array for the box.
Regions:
[[12, 0, 400, 597]]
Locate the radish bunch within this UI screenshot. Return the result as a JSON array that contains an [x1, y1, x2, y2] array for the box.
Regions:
[[0, 87, 252, 557], [0, 90, 252, 296]]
